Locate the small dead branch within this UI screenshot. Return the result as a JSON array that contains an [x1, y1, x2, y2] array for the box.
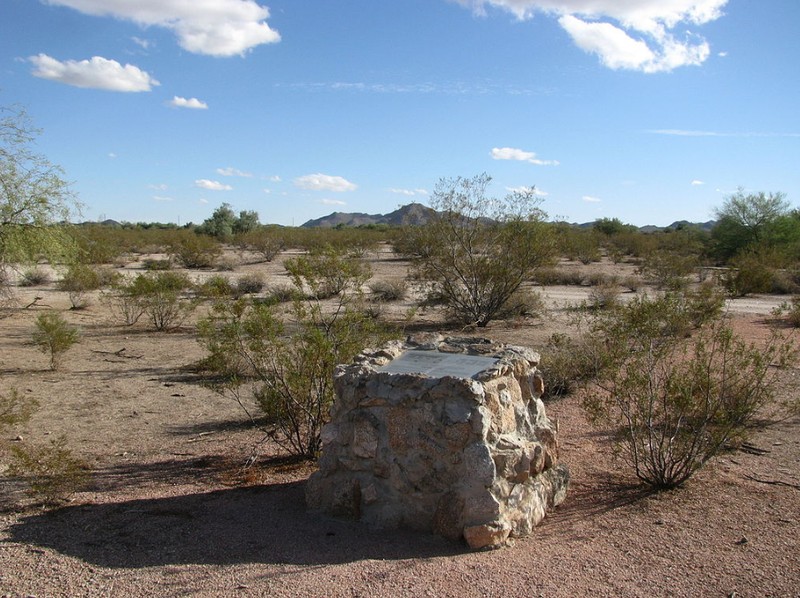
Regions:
[[24, 296, 51, 309], [90, 348, 143, 360], [744, 474, 800, 490], [739, 442, 770, 456], [187, 432, 215, 443]]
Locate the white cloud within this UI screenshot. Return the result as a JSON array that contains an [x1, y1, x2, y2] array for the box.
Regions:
[[718, 51, 728, 57], [149, 183, 168, 191], [294, 173, 357, 192], [46, 0, 280, 57], [491, 147, 559, 166], [132, 36, 151, 50], [455, 0, 725, 72], [582, 195, 602, 203], [559, 15, 656, 70], [108, 152, 117, 159], [169, 96, 208, 110], [268, 175, 282, 182], [321, 199, 347, 206], [217, 166, 252, 177], [389, 188, 430, 196], [506, 186, 548, 197], [152, 195, 173, 202], [199, 198, 209, 204], [195, 179, 232, 191], [691, 179, 705, 186], [29, 53, 158, 91]]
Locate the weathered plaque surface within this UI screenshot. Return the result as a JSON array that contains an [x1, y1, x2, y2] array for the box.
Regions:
[[378, 349, 498, 379]]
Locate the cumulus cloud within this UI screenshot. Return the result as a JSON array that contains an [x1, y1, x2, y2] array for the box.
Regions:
[[46, 0, 281, 57], [582, 195, 602, 203], [217, 166, 252, 177], [195, 179, 232, 191], [169, 96, 208, 109], [491, 147, 559, 166], [29, 53, 158, 91], [691, 179, 705, 186], [321, 199, 347, 206], [294, 173, 357, 192], [454, 0, 726, 72]]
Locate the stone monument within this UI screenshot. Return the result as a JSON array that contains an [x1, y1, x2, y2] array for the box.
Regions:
[[305, 334, 569, 549]]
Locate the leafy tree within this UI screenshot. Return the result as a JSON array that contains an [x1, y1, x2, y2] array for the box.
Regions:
[[711, 188, 793, 262], [409, 173, 555, 327], [0, 105, 80, 275], [233, 209, 259, 235], [594, 217, 635, 236], [197, 203, 260, 239]]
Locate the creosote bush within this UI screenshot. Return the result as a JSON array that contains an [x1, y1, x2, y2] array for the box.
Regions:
[[581, 293, 794, 489], [198, 252, 389, 459], [408, 173, 555, 327], [32, 311, 80, 370], [105, 271, 195, 330], [1, 390, 88, 506]]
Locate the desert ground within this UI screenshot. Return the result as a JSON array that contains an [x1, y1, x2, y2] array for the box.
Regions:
[[1, 247, 798, 597]]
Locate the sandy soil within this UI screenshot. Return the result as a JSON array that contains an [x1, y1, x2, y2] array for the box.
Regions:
[[1, 250, 798, 597]]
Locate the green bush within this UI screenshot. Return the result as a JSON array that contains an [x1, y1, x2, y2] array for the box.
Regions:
[[19, 267, 50, 287], [638, 250, 697, 290], [722, 252, 775, 297], [198, 276, 390, 459], [32, 311, 80, 370], [582, 293, 794, 489], [369, 278, 408, 302], [236, 273, 266, 296], [197, 275, 234, 299], [284, 247, 372, 299], [8, 435, 89, 505], [167, 231, 222, 269], [106, 272, 195, 330], [58, 263, 110, 309]]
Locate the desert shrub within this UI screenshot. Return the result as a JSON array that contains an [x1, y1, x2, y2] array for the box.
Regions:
[[142, 258, 172, 271], [588, 281, 622, 310], [369, 278, 408, 302], [197, 275, 234, 299], [496, 287, 545, 320], [236, 273, 266, 296], [19, 267, 50, 287], [638, 250, 697, 290], [539, 332, 608, 400], [408, 173, 555, 327], [722, 252, 775, 297], [70, 225, 124, 265], [8, 435, 89, 505], [770, 269, 800, 295], [773, 296, 800, 327], [533, 267, 585, 287], [621, 275, 642, 292], [0, 388, 38, 430], [198, 264, 390, 458], [32, 311, 80, 370], [239, 228, 285, 262], [167, 231, 222, 269], [582, 294, 794, 489], [107, 272, 195, 330], [58, 263, 106, 309], [263, 283, 299, 304], [283, 247, 372, 299]]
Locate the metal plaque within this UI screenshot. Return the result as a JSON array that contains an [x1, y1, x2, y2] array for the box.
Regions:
[[378, 350, 498, 379]]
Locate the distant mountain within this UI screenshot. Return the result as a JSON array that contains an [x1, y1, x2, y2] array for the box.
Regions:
[[301, 202, 436, 228], [301, 204, 717, 232]]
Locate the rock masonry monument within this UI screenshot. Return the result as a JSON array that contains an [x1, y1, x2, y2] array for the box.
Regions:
[[305, 334, 569, 550]]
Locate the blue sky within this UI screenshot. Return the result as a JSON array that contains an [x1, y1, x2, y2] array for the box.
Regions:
[[1, 0, 798, 227]]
